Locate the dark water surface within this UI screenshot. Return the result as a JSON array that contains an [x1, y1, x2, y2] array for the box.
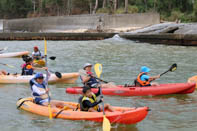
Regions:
[[0, 36, 197, 131]]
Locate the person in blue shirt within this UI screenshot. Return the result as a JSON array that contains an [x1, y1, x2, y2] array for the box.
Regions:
[[134, 66, 160, 87]]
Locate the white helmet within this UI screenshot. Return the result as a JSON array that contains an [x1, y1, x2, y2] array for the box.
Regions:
[[83, 63, 92, 69]]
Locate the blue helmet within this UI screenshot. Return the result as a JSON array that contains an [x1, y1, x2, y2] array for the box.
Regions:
[[141, 66, 150, 73], [34, 72, 44, 79]]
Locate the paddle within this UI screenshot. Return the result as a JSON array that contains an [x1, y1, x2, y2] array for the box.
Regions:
[[0, 63, 15, 68], [160, 63, 177, 76], [94, 63, 111, 131], [78, 69, 108, 83], [49, 70, 62, 79], [44, 37, 53, 120]]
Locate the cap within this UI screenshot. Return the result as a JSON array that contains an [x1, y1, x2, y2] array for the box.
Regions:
[[83, 63, 92, 69], [34, 46, 38, 50], [34, 72, 44, 79], [141, 66, 150, 73]]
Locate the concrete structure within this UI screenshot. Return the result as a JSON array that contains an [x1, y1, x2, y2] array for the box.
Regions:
[[3, 13, 160, 32]]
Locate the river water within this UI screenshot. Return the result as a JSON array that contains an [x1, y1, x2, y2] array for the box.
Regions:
[[0, 36, 197, 131]]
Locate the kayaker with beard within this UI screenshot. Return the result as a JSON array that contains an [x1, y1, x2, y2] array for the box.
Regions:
[[30, 72, 75, 109], [32, 46, 44, 60], [79, 86, 114, 112], [80, 63, 117, 88], [134, 66, 160, 87]]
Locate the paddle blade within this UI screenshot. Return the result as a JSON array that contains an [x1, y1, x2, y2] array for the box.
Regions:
[[44, 38, 47, 55], [103, 115, 111, 131], [170, 63, 177, 72], [49, 56, 56, 60], [55, 72, 62, 78], [94, 63, 102, 78]]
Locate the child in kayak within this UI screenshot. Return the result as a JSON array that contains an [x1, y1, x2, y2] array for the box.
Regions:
[[80, 63, 117, 88], [79, 86, 114, 112], [134, 66, 160, 87], [21, 56, 47, 75], [30, 72, 75, 109], [32, 46, 44, 60]]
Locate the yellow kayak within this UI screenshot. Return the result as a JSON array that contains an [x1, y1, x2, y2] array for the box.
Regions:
[[33, 59, 45, 66]]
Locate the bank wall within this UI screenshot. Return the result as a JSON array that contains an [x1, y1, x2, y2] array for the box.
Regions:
[[3, 13, 160, 32]]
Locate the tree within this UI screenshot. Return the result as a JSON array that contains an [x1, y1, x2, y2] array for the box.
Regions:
[[125, 0, 128, 13]]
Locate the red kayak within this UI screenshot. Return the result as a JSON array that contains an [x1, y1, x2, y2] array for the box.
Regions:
[[66, 83, 195, 96]]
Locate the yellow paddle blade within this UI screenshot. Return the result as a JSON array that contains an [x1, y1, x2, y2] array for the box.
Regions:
[[171, 67, 176, 72], [94, 63, 102, 78], [103, 115, 111, 131], [48, 104, 53, 119], [44, 37, 47, 55]]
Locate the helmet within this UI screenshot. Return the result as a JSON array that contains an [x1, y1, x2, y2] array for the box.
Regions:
[[141, 66, 150, 73], [83, 63, 92, 69], [34, 72, 44, 79]]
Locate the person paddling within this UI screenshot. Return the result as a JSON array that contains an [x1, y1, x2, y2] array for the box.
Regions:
[[79, 86, 114, 112], [32, 46, 44, 60], [21, 57, 47, 75], [30, 72, 75, 109], [80, 63, 117, 88], [134, 66, 160, 87]]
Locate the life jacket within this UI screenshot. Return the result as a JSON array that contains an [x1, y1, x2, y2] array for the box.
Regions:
[[80, 93, 99, 111], [135, 72, 151, 87], [80, 71, 98, 87], [33, 50, 42, 60], [30, 79, 49, 103], [21, 63, 34, 75]]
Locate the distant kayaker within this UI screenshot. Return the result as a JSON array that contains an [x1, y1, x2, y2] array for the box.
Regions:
[[134, 66, 160, 87], [79, 86, 114, 112], [21, 57, 47, 75], [80, 63, 117, 88], [30, 72, 75, 109], [32, 46, 44, 60]]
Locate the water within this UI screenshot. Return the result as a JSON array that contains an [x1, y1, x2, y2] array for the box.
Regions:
[[0, 37, 197, 131]]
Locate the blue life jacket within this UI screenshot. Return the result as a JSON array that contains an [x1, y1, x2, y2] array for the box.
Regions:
[[30, 79, 49, 104], [22, 64, 34, 75]]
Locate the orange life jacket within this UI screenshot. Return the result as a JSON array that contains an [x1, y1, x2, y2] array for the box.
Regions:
[[136, 72, 150, 86]]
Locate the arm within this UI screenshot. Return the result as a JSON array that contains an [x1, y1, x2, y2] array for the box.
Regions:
[[32, 85, 47, 95], [95, 87, 101, 97], [81, 75, 91, 83], [83, 99, 102, 108], [149, 75, 160, 81]]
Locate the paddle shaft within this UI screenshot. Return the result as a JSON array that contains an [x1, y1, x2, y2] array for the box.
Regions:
[[95, 77, 108, 83], [160, 70, 170, 77]]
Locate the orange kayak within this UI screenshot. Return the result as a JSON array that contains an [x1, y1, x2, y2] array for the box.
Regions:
[[16, 97, 149, 125], [188, 75, 197, 88]]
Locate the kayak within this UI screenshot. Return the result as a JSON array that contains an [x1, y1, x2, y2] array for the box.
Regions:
[[16, 97, 149, 124], [33, 59, 45, 67], [0, 51, 29, 58], [0, 72, 79, 84], [188, 76, 197, 88], [66, 83, 195, 96]]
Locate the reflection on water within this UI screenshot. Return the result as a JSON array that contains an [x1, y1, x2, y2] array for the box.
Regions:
[[0, 38, 197, 131]]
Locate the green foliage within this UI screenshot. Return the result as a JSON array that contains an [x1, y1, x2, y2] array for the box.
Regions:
[[0, 0, 196, 22]]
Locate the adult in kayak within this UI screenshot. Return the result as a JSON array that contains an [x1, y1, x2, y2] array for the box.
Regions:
[[80, 63, 117, 88], [32, 46, 44, 60], [30, 72, 75, 109], [134, 66, 160, 87], [78, 86, 114, 112], [21, 57, 47, 75]]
